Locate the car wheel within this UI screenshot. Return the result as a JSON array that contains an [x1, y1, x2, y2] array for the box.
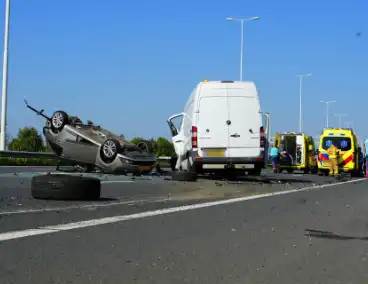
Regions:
[[100, 138, 121, 163], [31, 174, 101, 200], [171, 171, 197, 182], [137, 140, 152, 153], [51, 110, 69, 132], [287, 169, 294, 174]]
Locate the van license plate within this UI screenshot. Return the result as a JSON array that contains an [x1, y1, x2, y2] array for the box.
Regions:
[[235, 164, 254, 169], [203, 149, 225, 157]]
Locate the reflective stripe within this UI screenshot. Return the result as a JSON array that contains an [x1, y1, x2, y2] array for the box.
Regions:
[[330, 155, 337, 158]]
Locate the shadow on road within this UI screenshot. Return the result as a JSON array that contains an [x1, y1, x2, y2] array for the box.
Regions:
[[204, 174, 313, 184], [98, 197, 118, 202], [304, 229, 368, 241]]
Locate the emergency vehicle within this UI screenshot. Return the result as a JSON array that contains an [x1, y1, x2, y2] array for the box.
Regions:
[[274, 132, 318, 174], [317, 128, 363, 176]]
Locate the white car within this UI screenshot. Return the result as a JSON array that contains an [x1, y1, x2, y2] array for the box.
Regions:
[[167, 80, 270, 180]]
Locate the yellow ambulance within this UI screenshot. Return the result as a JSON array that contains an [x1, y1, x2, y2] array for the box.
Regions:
[[317, 128, 362, 176], [274, 132, 318, 174]]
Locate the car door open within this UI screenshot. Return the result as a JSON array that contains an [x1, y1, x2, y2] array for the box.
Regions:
[[167, 113, 186, 155]]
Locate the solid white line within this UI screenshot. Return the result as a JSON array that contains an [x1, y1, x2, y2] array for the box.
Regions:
[[0, 178, 365, 242], [101, 180, 134, 183], [0, 197, 170, 216], [0, 229, 58, 241]]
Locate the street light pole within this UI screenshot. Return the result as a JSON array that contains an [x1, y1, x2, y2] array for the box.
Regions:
[[0, 0, 10, 151], [320, 100, 336, 128], [344, 121, 354, 128], [226, 16, 260, 81], [334, 113, 347, 128], [296, 73, 312, 132]]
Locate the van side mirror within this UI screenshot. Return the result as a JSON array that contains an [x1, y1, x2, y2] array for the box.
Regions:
[[308, 145, 313, 151]]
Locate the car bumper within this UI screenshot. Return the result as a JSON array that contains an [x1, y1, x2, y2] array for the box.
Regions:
[[117, 154, 156, 173]]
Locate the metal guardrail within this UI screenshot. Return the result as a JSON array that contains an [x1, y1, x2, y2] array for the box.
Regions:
[[0, 151, 171, 161]]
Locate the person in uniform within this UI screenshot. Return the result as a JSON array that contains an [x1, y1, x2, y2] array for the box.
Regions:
[[327, 142, 339, 176]]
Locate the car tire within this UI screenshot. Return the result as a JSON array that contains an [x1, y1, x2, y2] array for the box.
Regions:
[[100, 138, 121, 163], [287, 169, 294, 174], [31, 174, 101, 200], [51, 110, 69, 132], [136, 140, 152, 153], [171, 171, 197, 182]]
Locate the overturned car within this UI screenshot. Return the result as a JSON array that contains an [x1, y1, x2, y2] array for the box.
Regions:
[[25, 100, 157, 174]]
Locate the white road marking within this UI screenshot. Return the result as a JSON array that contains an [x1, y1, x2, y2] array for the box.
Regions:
[[101, 180, 134, 183], [0, 178, 365, 242], [0, 197, 170, 216]]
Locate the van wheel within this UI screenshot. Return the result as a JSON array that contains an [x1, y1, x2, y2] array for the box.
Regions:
[[171, 171, 197, 182], [303, 169, 309, 174], [248, 168, 262, 176], [170, 156, 178, 171], [287, 169, 294, 174], [311, 168, 318, 174]]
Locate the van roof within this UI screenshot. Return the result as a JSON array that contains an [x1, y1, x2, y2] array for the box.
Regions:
[[200, 80, 255, 86], [321, 128, 357, 137], [321, 127, 354, 134], [278, 132, 304, 135]]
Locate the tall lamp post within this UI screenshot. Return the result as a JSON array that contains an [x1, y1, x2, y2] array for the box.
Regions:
[[0, 0, 10, 151], [334, 113, 348, 128], [320, 100, 336, 128], [226, 16, 260, 81], [296, 73, 312, 132]]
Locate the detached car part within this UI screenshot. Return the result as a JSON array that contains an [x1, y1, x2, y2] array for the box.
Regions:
[[31, 174, 101, 200]]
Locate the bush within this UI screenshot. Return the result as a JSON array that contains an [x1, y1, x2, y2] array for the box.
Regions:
[[0, 157, 61, 166]]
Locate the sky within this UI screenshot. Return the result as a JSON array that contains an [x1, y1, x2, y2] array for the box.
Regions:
[[0, 0, 367, 142]]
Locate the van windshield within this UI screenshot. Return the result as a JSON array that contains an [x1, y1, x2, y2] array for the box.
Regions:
[[321, 137, 352, 151]]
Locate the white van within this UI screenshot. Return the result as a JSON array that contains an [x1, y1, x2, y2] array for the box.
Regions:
[[167, 80, 270, 180]]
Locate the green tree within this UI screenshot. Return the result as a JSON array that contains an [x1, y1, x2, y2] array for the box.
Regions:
[[8, 127, 45, 152], [155, 137, 175, 157]]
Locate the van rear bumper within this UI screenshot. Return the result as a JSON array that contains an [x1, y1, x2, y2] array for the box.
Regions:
[[191, 152, 264, 170]]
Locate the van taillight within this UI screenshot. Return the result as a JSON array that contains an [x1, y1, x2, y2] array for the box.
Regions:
[[260, 127, 265, 147], [192, 126, 198, 149]]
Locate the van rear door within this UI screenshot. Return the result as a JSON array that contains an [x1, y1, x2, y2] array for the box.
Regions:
[[197, 96, 229, 157], [227, 93, 261, 158]]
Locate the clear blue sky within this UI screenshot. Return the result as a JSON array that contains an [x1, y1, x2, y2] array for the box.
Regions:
[[1, 0, 367, 142]]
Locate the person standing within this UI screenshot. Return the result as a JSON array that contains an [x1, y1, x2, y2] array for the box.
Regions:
[[327, 142, 339, 176], [270, 142, 280, 171]]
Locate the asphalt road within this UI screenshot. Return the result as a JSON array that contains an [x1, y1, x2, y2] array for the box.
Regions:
[[0, 168, 366, 283]]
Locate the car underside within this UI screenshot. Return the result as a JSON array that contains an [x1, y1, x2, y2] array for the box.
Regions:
[[25, 100, 157, 174]]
